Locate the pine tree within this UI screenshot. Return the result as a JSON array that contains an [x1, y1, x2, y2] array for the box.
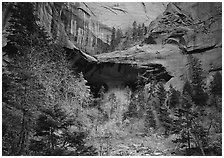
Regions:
[[2, 48, 46, 155], [156, 81, 166, 108], [183, 80, 192, 96], [137, 23, 143, 38], [171, 57, 220, 155], [145, 105, 157, 130], [142, 23, 147, 35], [3, 2, 93, 156], [210, 71, 222, 96], [2, 3, 52, 155], [172, 80, 208, 155], [156, 82, 172, 135], [108, 93, 117, 117], [126, 94, 139, 118], [6, 2, 50, 51], [167, 85, 180, 109], [132, 21, 138, 40], [123, 30, 132, 49], [188, 55, 207, 107], [209, 71, 222, 111], [110, 27, 116, 51], [115, 28, 123, 46], [30, 105, 97, 156]]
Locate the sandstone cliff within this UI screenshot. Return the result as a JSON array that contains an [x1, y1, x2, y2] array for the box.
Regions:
[[87, 2, 222, 90], [2, 2, 222, 91], [2, 2, 111, 55], [3, 2, 167, 55]]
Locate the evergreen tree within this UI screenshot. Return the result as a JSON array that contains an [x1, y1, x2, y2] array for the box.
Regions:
[[156, 82, 172, 135], [137, 23, 143, 38], [123, 30, 132, 49], [6, 2, 50, 51], [167, 85, 180, 109], [115, 28, 123, 46], [30, 105, 97, 156], [3, 2, 94, 156], [132, 21, 137, 40], [156, 81, 166, 108], [183, 80, 192, 96], [209, 71, 222, 111], [145, 104, 157, 130], [2, 49, 46, 155], [108, 93, 117, 118], [188, 55, 207, 107], [210, 71, 222, 96], [142, 23, 147, 35], [172, 79, 209, 155], [2, 2, 51, 155], [110, 27, 116, 51]]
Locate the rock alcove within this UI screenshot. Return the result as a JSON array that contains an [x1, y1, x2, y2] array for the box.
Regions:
[[66, 46, 173, 98]]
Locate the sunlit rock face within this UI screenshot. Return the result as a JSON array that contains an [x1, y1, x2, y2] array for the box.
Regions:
[[144, 2, 222, 89], [84, 2, 222, 91], [67, 44, 173, 95]]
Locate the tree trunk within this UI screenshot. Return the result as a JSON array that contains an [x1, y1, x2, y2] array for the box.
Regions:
[[187, 130, 191, 149], [17, 110, 27, 155], [189, 130, 205, 156]]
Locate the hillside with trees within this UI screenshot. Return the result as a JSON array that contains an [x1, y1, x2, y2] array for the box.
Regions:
[[2, 2, 222, 156]]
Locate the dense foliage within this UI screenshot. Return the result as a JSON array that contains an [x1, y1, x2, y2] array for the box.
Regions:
[[2, 2, 222, 156], [121, 56, 222, 156], [2, 2, 96, 156]]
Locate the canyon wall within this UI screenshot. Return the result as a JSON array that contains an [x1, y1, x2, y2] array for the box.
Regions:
[[2, 2, 221, 92], [3, 2, 111, 55]]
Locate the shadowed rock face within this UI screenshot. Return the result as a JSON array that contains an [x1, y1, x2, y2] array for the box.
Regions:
[[2, 2, 111, 55], [93, 44, 186, 91], [67, 46, 173, 94], [84, 62, 172, 90]]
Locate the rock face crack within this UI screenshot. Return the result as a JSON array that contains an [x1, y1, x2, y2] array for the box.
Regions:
[[187, 45, 216, 54]]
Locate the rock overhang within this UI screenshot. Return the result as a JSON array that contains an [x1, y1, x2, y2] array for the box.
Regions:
[[68, 44, 179, 93]]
